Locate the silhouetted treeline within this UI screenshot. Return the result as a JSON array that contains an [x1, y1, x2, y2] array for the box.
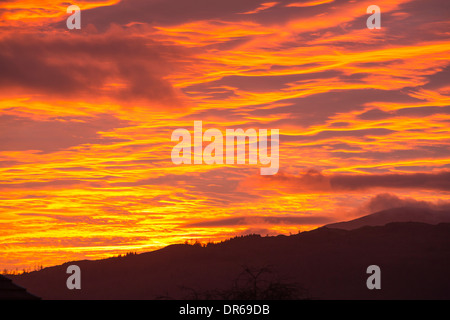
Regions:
[[2, 265, 43, 276], [160, 265, 311, 300]]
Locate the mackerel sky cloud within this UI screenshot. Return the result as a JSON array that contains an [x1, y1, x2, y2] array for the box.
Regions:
[[0, 0, 449, 270]]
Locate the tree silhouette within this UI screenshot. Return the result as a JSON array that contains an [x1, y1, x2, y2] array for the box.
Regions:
[[180, 265, 311, 300]]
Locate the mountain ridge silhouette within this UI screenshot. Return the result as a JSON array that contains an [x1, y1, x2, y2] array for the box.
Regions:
[[8, 206, 450, 300], [325, 206, 450, 230]]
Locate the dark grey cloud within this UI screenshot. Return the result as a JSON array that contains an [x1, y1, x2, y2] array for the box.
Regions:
[[112, 167, 262, 206], [329, 145, 450, 162], [282, 128, 395, 143], [266, 169, 450, 192], [332, 0, 450, 49], [0, 113, 129, 153], [358, 105, 450, 120], [74, 0, 349, 30], [362, 193, 450, 214], [330, 171, 450, 191], [183, 70, 342, 94], [250, 88, 422, 127], [424, 65, 450, 91], [358, 108, 392, 120], [0, 32, 189, 106], [183, 215, 333, 227]]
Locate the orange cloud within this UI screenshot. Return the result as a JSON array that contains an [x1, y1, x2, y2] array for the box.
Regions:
[[286, 0, 334, 8], [239, 2, 279, 14]]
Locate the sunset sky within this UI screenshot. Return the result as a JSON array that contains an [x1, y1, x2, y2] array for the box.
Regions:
[[1, 0, 449, 271]]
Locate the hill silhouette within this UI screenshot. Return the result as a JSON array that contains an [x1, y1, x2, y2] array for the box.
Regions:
[[10, 218, 450, 300], [0, 275, 40, 300], [325, 206, 450, 230]]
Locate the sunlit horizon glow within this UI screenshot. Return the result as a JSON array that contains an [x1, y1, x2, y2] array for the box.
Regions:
[[1, 0, 449, 271]]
